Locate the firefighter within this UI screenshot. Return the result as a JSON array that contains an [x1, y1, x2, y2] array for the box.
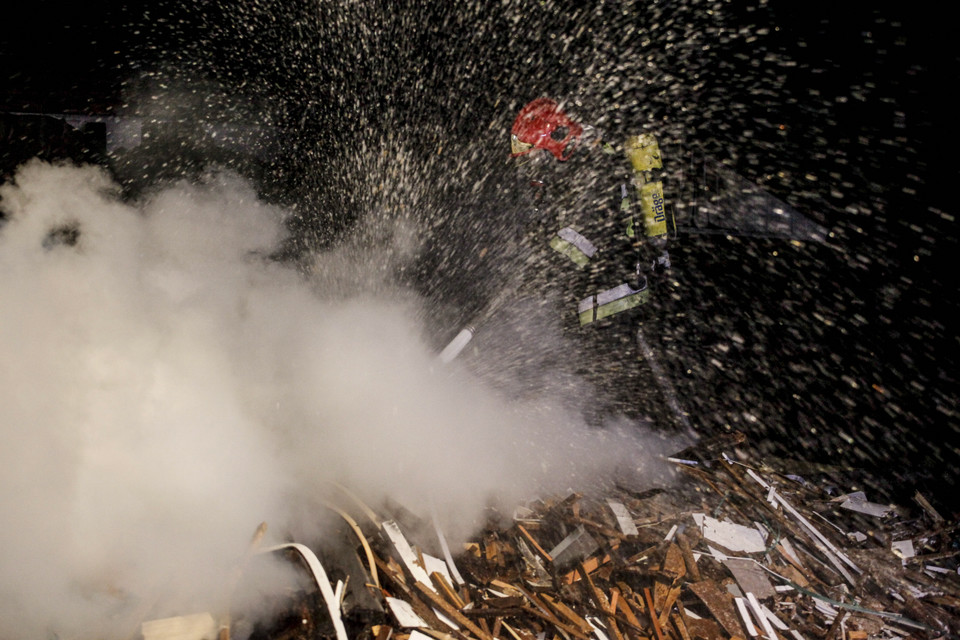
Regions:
[[509, 97, 671, 328]]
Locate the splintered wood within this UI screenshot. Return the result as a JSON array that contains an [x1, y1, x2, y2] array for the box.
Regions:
[[221, 435, 960, 640]]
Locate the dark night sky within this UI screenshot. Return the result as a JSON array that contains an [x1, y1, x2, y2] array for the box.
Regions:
[[2, 2, 954, 205], [1, 3, 126, 106]]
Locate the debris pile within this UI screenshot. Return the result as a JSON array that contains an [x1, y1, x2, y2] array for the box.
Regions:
[[149, 435, 960, 640]]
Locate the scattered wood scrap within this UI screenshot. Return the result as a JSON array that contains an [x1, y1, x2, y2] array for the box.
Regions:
[[149, 436, 960, 640]]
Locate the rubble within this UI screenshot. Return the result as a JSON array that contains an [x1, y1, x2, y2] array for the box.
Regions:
[[149, 434, 960, 640]]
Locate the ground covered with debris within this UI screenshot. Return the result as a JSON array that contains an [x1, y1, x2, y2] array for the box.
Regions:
[[147, 434, 960, 640]]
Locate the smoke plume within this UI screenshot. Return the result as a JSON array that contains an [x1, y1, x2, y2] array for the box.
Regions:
[[0, 160, 677, 639]]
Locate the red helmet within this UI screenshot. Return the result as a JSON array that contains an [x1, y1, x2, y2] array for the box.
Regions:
[[510, 98, 583, 161]]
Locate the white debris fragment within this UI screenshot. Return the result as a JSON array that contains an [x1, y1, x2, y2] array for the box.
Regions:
[[438, 327, 475, 363], [432, 511, 466, 586], [607, 500, 639, 536], [746, 468, 771, 489], [838, 491, 894, 518], [664, 523, 679, 542], [513, 505, 537, 521], [141, 613, 217, 640], [693, 513, 767, 553], [847, 531, 868, 543], [891, 539, 916, 563], [586, 616, 612, 640], [423, 553, 455, 585], [549, 525, 599, 568], [813, 599, 839, 621], [759, 603, 789, 631], [734, 596, 759, 636], [752, 483, 862, 584], [707, 545, 729, 562], [383, 520, 435, 591], [778, 537, 804, 568], [766, 487, 778, 507], [386, 597, 428, 628], [263, 544, 349, 640], [746, 592, 779, 640], [432, 608, 460, 631], [754, 522, 770, 542]]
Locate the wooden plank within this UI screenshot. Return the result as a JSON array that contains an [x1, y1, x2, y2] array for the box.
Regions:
[[322, 500, 381, 590], [683, 618, 723, 640], [478, 617, 492, 637], [653, 579, 670, 614], [672, 601, 691, 630], [331, 482, 382, 530], [540, 593, 594, 635], [430, 572, 466, 609], [383, 520, 434, 590], [517, 524, 554, 563], [575, 516, 628, 541], [687, 581, 745, 640], [627, 543, 664, 566], [461, 607, 526, 619], [514, 585, 590, 640], [489, 580, 524, 597], [577, 562, 625, 640], [675, 533, 701, 583], [824, 610, 847, 640], [562, 552, 612, 585], [670, 614, 692, 640], [656, 586, 682, 630], [628, 591, 647, 616], [613, 589, 644, 632], [612, 589, 649, 640], [414, 582, 493, 640], [661, 544, 686, 583], [520, 604, 591, 640], [499, 621, 528, 640], [374, 555, 455, 634], [642, 588, 665, 640]]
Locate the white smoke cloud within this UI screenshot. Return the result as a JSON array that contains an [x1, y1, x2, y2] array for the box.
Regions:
[[0, 160, 678, 639]]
